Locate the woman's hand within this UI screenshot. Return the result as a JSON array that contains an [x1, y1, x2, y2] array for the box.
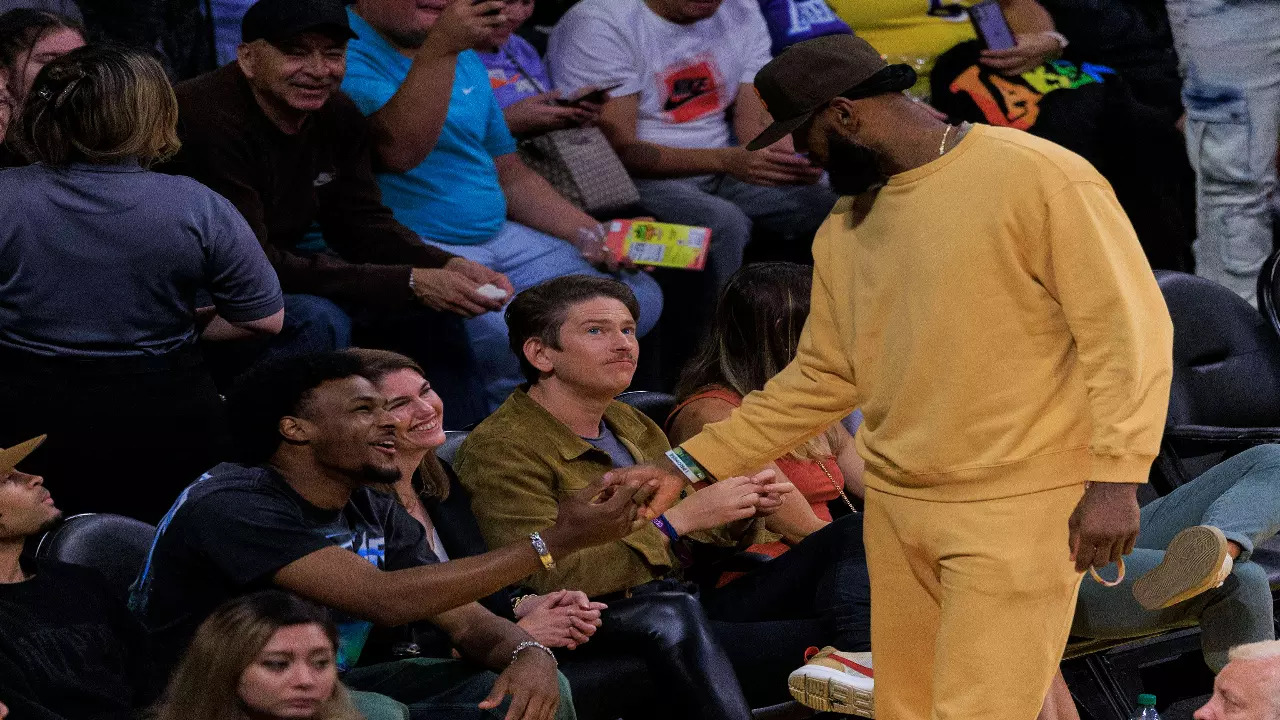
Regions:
[[979, 32, 1064, 76], [664, 470, 793, 535], [504, 91, 595, 136], [515, 590, 607, 650], [761, 465, 828, 543]]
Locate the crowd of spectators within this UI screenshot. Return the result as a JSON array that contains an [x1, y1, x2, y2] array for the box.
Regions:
[[0, 0, 1278, 718]]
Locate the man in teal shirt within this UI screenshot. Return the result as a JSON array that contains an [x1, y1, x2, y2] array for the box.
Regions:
[[341, 0, 663, 412]]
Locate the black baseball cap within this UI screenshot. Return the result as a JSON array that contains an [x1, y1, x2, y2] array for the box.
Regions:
[[745, 34, 917, 150], [241, 0, 358, 45]]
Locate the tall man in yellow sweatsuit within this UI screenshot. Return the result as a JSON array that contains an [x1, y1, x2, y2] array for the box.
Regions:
[[632, 35, 1174, 720]]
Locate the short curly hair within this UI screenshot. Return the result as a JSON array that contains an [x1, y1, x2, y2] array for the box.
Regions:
[[227, 352, 366, 465]]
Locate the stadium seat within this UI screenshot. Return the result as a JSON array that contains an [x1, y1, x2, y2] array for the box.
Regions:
[[34, 513, 157, 600], [1153, 270, 1280, 492], [617, 390, 677, 426], [1062, 271, 1280, 718], [1258, 247, 1280, 340], [436, 430, 470, 466]]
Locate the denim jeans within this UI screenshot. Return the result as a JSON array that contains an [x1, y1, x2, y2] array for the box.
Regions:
[[1073, 444, 1280, 670], [1167, 0, 1280, 305], [424, 222, 664, 412], [344, 657, 577, 720], [633, 176, 838, 291]]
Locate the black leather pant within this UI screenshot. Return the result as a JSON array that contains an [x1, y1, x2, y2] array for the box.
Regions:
[[559, 590, 753, 720]]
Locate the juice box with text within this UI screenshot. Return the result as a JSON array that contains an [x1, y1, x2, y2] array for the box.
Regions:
[[604, 220, 711, 270]]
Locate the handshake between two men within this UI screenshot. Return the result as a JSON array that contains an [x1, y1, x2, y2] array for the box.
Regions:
[[545, 464, 793, 553]]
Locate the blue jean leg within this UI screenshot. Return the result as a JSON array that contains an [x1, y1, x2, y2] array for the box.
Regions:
[[261, 294, 354, 362], [425, 223, 663, 411], [1167, 0, 1280, 305], [1138, 444, 1280, 559], [1072, 444, 1280, 669]]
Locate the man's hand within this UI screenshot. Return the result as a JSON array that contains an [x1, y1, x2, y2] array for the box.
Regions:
[[505, 92, 595, 136], [445, 256, 515, 297], [411, 266, 505, 317], [750, 469, 792, 518], [603, 463, 688, 520], [571, 225, 639, 273], [478, 648, 561, 720], [665, 475, 761, 535], [516, 590, 607, 650], [543, 478, 645, 556], [979, 32, 1063, 76], [421, 0, 507, 57], [1068, 482, 1141, 573], [723, 146, 823, 187]]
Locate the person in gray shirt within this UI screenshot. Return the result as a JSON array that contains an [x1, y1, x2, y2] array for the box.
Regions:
[[0, 45, 284, 522]]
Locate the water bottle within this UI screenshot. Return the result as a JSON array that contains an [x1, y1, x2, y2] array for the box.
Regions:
[[1130, 693, 1161, 720]]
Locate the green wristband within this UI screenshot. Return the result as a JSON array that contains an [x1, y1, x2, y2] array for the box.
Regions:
[[665, 447, 708, 483]]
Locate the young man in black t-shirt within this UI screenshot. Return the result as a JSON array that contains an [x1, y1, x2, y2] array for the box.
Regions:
[[129, 351, 649, 720], [0, 435, 159, 720]]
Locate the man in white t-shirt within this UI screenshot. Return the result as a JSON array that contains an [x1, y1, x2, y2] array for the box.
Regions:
[[547, 0, 838, 291]]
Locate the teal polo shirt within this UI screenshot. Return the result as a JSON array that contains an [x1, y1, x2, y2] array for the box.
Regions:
[[341, 8, 518, 244]]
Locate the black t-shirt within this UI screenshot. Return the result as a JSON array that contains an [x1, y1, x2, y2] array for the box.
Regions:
[[129, 463, 436, 673], [0, 560, 157, 720]]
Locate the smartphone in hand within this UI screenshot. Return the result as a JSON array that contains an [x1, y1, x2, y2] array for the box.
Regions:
[[969, 0, 1017, 51], [555, 83, 625, 108]]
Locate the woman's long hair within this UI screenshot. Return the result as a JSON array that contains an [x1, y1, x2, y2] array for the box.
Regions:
[[345, 347, 451, 500], [152, 590, 361, 720], [676, 262, 838, 459]]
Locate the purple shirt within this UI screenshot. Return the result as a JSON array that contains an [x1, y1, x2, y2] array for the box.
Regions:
[[757, 0, 853, 55], [476, 35, 554, 109]]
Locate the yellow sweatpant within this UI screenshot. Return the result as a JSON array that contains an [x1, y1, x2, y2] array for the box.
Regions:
[[864, 483, 1086, 720]]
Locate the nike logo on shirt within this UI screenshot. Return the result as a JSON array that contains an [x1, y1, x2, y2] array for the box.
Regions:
[[663, 77, 713, 111], [462, 86, 475, 95]]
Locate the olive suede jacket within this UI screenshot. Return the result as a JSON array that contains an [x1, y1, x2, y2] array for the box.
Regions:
[[455, 388, 748, 597]]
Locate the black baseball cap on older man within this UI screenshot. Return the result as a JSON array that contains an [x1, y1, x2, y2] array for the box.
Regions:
[[745, 34, 918, 150], [241, 0, 359, 45]]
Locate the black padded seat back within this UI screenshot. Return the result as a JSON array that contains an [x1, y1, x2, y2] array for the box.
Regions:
[[1156, 270, 1280, 429], [436, 430, 470, 466], [616, 390, 677, 427], [1258, 247, 1280, 339], [34, 513, 157, 601]]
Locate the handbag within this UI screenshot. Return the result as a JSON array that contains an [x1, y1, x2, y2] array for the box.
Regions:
[[502, 47, 640, 216]]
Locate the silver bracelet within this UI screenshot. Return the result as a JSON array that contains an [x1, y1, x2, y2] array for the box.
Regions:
[[512, 640, 557, 666]]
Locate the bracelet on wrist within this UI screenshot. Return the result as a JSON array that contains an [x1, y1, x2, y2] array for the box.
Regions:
[[511, 594, 537, 614], [529, 532, 556, 569], [512, 640, 557, 666], [652, 514, 695, 567], [665, 447, 708, 483]]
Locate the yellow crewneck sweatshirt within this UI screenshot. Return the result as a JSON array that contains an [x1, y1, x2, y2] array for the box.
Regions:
[[683, 125, 1173, 501]]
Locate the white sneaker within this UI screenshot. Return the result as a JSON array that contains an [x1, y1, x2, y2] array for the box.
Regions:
[[1133, 525, 1233, 610], [787, 646, 875, 717]]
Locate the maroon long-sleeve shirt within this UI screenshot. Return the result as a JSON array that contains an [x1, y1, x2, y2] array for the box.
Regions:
[[166, 64, 456, 309]]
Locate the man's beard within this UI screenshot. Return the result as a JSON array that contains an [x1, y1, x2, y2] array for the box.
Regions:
[[37, 510, 64, 535], [824, 130, 887, 196], [359, 463, 402, 485]]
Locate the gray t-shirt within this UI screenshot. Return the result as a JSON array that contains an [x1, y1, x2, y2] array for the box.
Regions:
[[583, 421, 636, 469], [0, 162, 282, 357]]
